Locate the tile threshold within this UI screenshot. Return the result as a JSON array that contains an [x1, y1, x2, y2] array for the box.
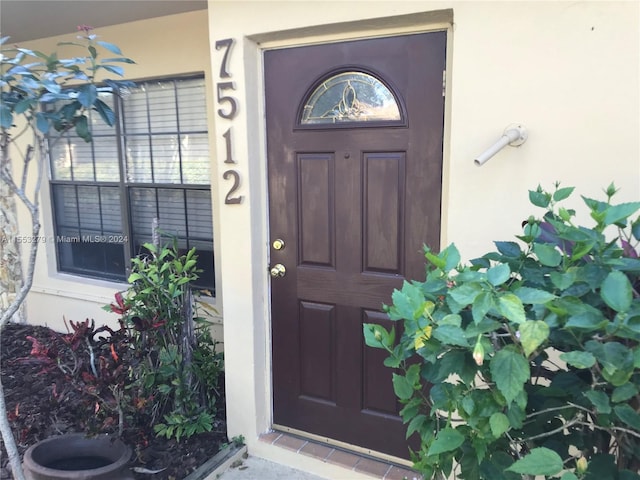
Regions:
[[259, 431, 422, 480]]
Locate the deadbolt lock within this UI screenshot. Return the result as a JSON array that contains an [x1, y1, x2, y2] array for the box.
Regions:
[[270, 263, 286, 278], [272, 239, 285, 250]]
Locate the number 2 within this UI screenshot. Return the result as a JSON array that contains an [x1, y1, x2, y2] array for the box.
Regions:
[[223, 170, 243, 204]]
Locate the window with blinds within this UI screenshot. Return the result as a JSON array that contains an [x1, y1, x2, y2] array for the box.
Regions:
[[48, 76, 215, 292]]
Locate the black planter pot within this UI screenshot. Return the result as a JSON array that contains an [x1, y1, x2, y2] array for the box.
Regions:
[[23, 434, 133, 480]]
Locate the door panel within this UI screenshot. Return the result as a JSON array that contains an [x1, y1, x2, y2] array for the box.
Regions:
[[266, 32, 446, 459]]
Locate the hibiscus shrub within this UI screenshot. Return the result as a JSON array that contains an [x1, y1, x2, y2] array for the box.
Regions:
[[365, 183, 640, 479]]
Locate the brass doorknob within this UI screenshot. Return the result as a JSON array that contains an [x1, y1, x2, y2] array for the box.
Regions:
[[272, 239, 285, 250], [270, 263, 286, 278]]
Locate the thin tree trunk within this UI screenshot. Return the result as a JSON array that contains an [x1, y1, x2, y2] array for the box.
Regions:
[[0, 373, 26, 480], [0, 131, 44, 480], [181, 287, 194, 393]]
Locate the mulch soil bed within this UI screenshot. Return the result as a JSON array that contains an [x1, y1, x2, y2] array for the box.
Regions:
[[0, 322, 228, 480]]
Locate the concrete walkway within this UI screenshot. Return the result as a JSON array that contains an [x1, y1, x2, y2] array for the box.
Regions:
[[217, 455, 327, 480]]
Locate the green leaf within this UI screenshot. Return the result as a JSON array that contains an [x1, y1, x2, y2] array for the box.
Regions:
[[433, 325, 469, 347], [586, 340, 634, 386], [425, 250, 446, 269], [514, 286, 556, 304], [614, 404, 640, 430], [363, 323, 392, 349], [561, 473, 580, 480], [42, 79, 61, 94], [489, 412, 510, 437], [518, 320, 549, 356], [506, 447, 563, 476], [390, 282, 425, 320], [550, 269, 577, 290], [565, 311, 607, 331], [127, 272, 143, 283], [601, 270, 632, 313], [620, 471, 640, 480], [553, 186, 575, 201], [612, 383, 638, 403], [35, 112, 49, 133], [101, 57, 136, 64], [506, 403, 524, 429], [472, 291, 494, 325], [392, 373, 413, 400], [78, 84, 97, 108], [490, 347, 530, 404], [442, 243, 461, 272], [603, 202, 640, 226], [584, 454, 617, 480], [571, 241, 594, 261], [529, 189, 551, 208], [533, 243, 562, 267], [14, 98, 34, 114], [439, 313, 462, 327], [96, 40, 123, 55], [584, 390, 611, 414], [495, 241, 522, 258], [98, 64, 125, 77], [74, 115, 91, 141], [480, 452, 521, 480], [497, 293, 526, 324], [427, 427, 465, 456], [559, 350, 596, 369], [487, 263, 511, 286], [406, 414, 427, 439], [632, 218, 640, 241], [0, 102, 15, 129], [449, 283, 482, 307]]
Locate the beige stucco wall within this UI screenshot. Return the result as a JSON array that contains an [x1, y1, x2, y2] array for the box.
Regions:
[[11, 10, 223, 342], [207, 0, 639, 474]]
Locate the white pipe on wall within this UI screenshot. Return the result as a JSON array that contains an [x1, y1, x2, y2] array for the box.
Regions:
[[474, 124, 528, 166]]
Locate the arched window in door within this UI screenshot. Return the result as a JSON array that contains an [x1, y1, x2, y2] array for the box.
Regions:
[[299, 71, 404, 126]]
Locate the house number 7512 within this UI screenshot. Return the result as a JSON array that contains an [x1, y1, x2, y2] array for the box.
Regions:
[[215, 38, 243, 205]]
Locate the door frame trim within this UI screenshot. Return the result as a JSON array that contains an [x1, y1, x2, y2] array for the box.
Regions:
[[239, 11, 454, 459]]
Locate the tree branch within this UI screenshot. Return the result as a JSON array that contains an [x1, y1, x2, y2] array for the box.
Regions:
[[0, 379, 26, 480], [575, 421, 640, 440], [20, 145, 34, 192]]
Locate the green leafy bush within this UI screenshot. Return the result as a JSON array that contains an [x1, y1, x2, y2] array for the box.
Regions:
[[24, 243, 222, 445], [106, 242, 223, 442], [364, 184, 640, 479]]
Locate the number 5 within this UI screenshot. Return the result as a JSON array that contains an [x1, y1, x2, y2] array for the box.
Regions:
[[217, 82, 238, 120]]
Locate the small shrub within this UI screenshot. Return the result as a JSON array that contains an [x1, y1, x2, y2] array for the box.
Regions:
[[106, 241, 223, 441], [365, 183, 640, 479], [25, 242, 223, 443]]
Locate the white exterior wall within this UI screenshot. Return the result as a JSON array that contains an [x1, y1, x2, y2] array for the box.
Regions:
[[12, 10, 223, 341], [207, 0, 639, 474]]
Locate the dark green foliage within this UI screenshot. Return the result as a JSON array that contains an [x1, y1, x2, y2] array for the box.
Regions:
[[106, 242, 223, 442], [365, 183, 640, 479], [27, 243, 223, 443]]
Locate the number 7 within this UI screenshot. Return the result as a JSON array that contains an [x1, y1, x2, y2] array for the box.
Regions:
[[215, 38, 234, 78]]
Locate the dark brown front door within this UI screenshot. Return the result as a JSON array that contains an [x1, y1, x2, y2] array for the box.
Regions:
[[265, 32, 446, 459]]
